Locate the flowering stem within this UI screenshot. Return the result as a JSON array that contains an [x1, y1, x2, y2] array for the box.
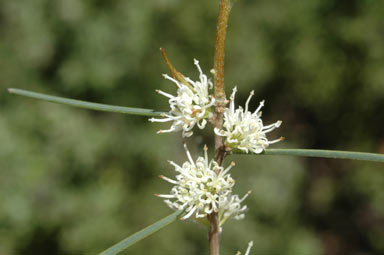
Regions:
[[210, 0, 232, 254]]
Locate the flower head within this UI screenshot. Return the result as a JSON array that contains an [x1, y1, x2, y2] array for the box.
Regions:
[[156, 145, 248, 223], [215, 87, 283, 154], [149, 59, 214, 137]]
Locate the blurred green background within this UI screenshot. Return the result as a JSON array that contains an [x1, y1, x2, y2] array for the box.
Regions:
[[1, 0, 384, 254]]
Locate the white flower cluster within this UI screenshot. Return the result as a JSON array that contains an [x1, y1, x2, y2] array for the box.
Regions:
[[152, 57, 283, 226], [215, 87, 283, 154], [151, 58, 282, 153], [156, 145, 248, 222], [149, 59, 214, 137]]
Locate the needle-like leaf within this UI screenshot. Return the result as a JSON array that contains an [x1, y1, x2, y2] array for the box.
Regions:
[[8, 88, 165, 117], [237, 148, 384, 163], [98, 210, 183, 255]]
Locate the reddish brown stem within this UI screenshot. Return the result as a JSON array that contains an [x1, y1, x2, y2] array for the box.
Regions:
[[213, 0, 231, 164], [160, 48, 189, 86], [213, 0, 231, 103], [208, 213, 221, 255], [209, 0, 232, 255]]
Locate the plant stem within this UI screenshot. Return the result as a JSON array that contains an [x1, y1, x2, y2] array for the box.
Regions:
[[208, 213, 221, 255], [213, 0, 230, 102], [213, 0, 231, 165], [213, 0, 231, 164], [209, 0, 231, 254]]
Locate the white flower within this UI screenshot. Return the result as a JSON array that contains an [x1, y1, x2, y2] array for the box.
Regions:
[[156, 144, 249, 223], [219, 191, 250, 225], [214, 87, 283, 154], [149, 59, 214, 137]]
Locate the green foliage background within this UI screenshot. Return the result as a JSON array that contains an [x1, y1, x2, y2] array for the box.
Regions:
[[1, 0, 384, 254]]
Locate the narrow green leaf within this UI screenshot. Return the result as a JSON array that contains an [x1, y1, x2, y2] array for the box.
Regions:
[[8, 88, 165, 117], [98, 210, 183, 255], [238, 149, 384, 163]]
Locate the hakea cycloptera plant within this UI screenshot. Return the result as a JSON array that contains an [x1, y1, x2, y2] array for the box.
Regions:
[[8, 0, 384, 254]]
